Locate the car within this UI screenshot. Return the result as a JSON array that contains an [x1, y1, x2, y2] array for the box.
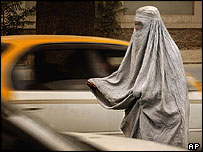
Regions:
[[1, 35, 202, 150], [1, 101, 187, 151]]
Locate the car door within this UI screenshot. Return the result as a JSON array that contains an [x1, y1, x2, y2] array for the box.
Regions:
[[9, 42, 127, 133]]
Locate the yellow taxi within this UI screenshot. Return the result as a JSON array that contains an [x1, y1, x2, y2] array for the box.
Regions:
[[1, 35, 128, 133]]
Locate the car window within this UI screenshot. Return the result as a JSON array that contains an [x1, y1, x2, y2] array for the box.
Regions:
[[11, 43, 126, 90]]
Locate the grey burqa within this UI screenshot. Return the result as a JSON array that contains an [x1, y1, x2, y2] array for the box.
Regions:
[[87, 6, 189, 148]]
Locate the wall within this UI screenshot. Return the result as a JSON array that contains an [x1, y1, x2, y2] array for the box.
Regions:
[[120, 1, 202, 28], [117, 1, 202, 49], [117, 28, 202, 50]]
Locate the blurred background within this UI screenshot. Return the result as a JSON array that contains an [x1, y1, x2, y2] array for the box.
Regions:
[[1, 1, 202, 49]]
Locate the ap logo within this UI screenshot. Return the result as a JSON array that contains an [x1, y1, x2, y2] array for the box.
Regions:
[[188, 143, 200, 150]]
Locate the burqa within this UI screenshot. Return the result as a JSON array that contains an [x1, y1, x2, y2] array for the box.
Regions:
[[87, 6, 189, 148]]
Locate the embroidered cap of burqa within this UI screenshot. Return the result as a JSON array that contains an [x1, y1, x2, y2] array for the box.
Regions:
[[87, 6, 189, 148]]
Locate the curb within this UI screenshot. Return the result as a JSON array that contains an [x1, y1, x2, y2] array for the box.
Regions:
[[183, 62, 202, 64]]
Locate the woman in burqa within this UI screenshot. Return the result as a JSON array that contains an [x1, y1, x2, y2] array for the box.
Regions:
[[87, 6, 189, 148]]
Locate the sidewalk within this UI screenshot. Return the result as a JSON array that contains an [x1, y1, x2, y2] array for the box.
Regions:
[[180, 50, 202, 64]]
